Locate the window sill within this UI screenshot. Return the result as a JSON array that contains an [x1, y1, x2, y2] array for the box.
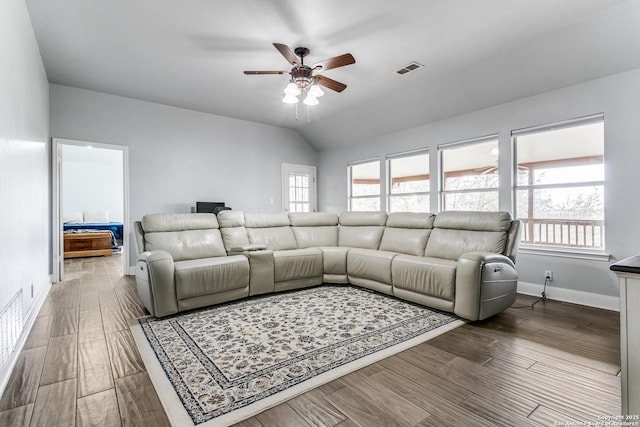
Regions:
[[519, 245, 611, 262]]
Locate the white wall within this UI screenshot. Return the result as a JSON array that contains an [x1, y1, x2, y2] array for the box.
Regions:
[[49, 84, 319, 267], [62, 144, 124, 223], [0, 0, 50, 390], [318, 68, 640, 301]]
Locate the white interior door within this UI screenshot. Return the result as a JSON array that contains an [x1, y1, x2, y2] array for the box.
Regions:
[[282, 163, 317, 212]]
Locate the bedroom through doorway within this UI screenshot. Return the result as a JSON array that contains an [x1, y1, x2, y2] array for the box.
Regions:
[[52, 138, 130, 282]]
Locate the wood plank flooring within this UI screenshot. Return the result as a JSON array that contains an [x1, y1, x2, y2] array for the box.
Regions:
[[0, 255, 621, 426]]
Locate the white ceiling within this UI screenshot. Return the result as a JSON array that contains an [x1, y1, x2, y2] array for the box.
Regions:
[[25, 0, 640, 151]]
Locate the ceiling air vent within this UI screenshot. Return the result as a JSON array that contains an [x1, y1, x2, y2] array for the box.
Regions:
[[394, 62, 424, 75]]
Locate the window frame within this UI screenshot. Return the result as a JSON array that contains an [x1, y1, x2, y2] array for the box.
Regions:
[[512, 114, 606, 254], [386, 149, 430, 213], [347, 158, 381, 212], [438, 134, 500, 212]]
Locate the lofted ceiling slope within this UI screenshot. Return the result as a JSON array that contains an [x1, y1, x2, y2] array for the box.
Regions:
[[25, 0, 640, 151]]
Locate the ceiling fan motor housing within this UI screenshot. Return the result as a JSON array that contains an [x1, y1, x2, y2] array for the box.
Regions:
[[291, 66, 314, 91]]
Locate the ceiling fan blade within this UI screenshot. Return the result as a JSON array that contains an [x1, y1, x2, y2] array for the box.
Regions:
[[316, 75, 347, 92], [273, 43, 300, 66], [313, 53, 355, 71], [243, 70, 289, 75]]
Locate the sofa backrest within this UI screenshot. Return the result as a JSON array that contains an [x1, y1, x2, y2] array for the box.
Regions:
[[217, 210, 250, 251], [504, 219, 522, 264], [379, 212, 435, 256], [338, 211, 388, 249], [244, 212, 297, 250], [289, 212, 339, 248], [425, 211, 512, 260], [140, 213, 226, 261]]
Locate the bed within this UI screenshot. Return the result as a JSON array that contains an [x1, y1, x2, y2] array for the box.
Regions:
[[63, 222, 123, 241], [62, 211, 123, 258]]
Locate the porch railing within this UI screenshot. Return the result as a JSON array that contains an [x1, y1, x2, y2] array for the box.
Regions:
[[519, 218, 604, 249]]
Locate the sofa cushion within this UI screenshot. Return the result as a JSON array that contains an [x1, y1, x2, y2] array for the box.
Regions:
[[217, 210, 245, 228], [385, 212, 435, 229], [244, 212, 297, 250], [433, 211, 512, 232], [220, 227, 250, 251], [339, 211, 388, 226], [380, 228, 431, 256], [339, 227, 384, 249], [347, 248, 396, 284], [379, 212, 435, 255], [217, 211, 250, 250], [392, 255, 457, 301], [293, 226, 338, 248], [425, 229, 507, 260], [425, 211, 511, 260], [273, 248, 323, 282], [244, 212, 290, 228], [142, 213, 219, 232], [289, 212, 339, 248], [338, 211, 387, 249], [174, 255, 249, 299], [289, 212, 338, 226], [144, 229, 227, 261], [380, 228, 430, 256], [319, 247, 349, 275], [247, 227, 297, 251]]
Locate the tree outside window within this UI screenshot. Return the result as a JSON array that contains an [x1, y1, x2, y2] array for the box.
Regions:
[[388, 152, 430, 212], [348, 160, 380, 211], [440, 138, 500, 212]]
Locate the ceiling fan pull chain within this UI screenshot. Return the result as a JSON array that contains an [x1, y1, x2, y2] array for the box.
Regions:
[[295, 102, 299, 121], [307, 104, 310, 123]]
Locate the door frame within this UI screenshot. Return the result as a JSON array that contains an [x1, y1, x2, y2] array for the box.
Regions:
[[281, 163, 317, 212], [52, 138, 130, 282]]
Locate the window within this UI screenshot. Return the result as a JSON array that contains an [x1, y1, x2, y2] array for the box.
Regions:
[[440, 137, 499, 211], [282, 163, 316, 213], [513, 115, 604, 250], [387, 151, 430, 212], [348, 160, 380, 211]]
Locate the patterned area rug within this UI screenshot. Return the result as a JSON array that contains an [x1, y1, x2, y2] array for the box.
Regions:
[[130, 285, 464, 427]]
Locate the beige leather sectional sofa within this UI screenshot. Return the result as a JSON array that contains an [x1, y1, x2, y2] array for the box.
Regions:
[[134, 210, 521, 321]]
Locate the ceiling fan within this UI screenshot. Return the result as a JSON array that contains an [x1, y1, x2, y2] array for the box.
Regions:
[[244, 43, 355, 105]]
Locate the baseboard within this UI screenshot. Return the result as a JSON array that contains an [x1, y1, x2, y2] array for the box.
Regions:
[[127, 265, 136, 276], [517, 281, 620, 312], [0, 275, 52, 397]]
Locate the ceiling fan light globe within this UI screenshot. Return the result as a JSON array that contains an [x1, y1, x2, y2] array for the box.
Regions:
[[303, 95, 319, 106], [283, 94, 299, 104], [308, 84, 324, 97], [284, 82, 301, 96]]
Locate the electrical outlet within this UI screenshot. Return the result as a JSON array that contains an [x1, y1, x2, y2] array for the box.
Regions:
[[545, 270, 553, 281]]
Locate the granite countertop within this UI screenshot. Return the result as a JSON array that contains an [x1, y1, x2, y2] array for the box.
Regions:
[[610, 254, 640, 274]]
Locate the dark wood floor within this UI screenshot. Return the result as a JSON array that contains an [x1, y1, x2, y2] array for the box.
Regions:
[[0, 255, 621, 426]]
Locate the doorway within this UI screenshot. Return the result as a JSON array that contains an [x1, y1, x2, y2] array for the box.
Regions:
[[52, 138, 130, 282], [281, 163, 317, 213]]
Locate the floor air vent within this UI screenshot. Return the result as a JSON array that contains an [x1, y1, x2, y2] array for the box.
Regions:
[[394, 62, 424, 75], [0, 290, 23, 367]]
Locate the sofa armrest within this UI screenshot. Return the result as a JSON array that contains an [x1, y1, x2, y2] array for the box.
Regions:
[[228, 249, 275, 295], [228, 244, 267, 253], [454, 251, 518, 321], [135, 250, 178, 317]]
